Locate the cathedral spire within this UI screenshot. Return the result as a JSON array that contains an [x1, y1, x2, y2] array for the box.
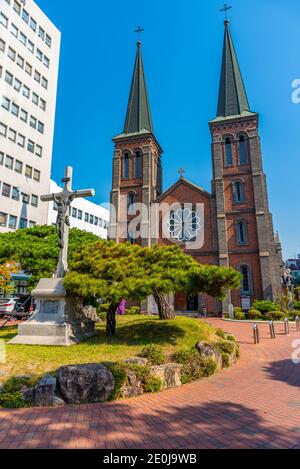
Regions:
[[123, 41, 153, 134], [216, 20, 250, 118]]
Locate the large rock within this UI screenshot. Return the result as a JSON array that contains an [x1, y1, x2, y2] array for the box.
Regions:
[[22, 375, 57, 407], [196, 342, 222, 369], [57, 364, 114, 404], [123, 357, 148, 366], [150, 363, 182, 389], [120, 370, 143, 398]]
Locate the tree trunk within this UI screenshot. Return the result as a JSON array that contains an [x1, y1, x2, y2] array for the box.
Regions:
[[106, 303, 118, 337], [153, 290, 176, 320]]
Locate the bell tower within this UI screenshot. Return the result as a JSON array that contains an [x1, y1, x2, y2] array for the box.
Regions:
[[109, 40, 163, 246], [209, 20, 283, 309]]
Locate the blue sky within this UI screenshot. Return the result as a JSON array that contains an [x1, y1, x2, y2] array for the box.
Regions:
[[37, 0, 300, 259]]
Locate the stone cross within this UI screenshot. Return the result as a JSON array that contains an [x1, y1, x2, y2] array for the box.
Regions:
[[134, 26, 144, 42], [41, 166, 95, 278]]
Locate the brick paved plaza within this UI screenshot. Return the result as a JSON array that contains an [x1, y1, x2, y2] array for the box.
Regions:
[[0, 319, 299, 449]]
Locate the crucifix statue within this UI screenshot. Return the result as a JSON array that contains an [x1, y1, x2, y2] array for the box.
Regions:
[[41, 166, 95, 278]]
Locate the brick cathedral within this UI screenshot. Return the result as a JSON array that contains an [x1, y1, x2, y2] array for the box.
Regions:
[[109, 20, 284, 315]]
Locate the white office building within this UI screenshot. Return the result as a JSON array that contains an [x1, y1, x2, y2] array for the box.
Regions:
[[47, 180, 110, 239], [0, 0, 60, 232]]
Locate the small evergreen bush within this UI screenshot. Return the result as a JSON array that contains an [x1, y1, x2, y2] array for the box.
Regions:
[[221, 352, 230, 368], [226, 334, 236, 342], [252, 300, 280, 313], [215, 328, 227, 339], [215, 340, 236, 355], [248, 309, 262, 320], [266, 311, 285, 321], [138, 344, 166, 365], [234, 310, 246, 320]]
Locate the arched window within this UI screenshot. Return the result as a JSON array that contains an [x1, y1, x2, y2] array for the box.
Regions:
[[240, 265, 250, 293], [135, 151, 142, 178], [225, 137, 233, 166], [127, 192, 136, 214], [238, 135, 249, 165], [237, 221, 247, 245], [233, 181, 245, 203], [123, 153, 130, 179]]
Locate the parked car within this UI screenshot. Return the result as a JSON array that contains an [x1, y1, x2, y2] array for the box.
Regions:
[[0, 297, 19, 317]]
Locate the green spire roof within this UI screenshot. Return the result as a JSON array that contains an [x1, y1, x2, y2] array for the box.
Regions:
[[217, 20, 250, 118], [123, 41, 153, 134]]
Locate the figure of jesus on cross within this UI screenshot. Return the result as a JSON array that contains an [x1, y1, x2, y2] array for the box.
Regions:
[[41, 166, 95, 278]]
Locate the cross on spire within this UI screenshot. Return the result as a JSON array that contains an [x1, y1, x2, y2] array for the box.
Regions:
[[220, 4, 232, 20], [178, 168, 185, 179], [134, 26, 144, 43]]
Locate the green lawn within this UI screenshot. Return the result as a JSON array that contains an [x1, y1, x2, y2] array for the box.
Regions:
[[0, 315, 217, 382]]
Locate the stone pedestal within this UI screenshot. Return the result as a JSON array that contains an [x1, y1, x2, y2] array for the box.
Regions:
[[9, 279, 97, 347]]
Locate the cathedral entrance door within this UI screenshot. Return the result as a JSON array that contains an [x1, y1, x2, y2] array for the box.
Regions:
[[187, 294, 199, 311]]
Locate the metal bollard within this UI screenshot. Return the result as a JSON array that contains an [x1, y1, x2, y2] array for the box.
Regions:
[[284, 318, 290, 336], [253, 324, 260, 344], [269, 320, 276, 339], [295, 316, 300, 333]]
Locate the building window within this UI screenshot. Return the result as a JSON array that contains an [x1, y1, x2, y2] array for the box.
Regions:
[[22, 193, 29, 204], [233, 181, 245, 204], [8, 47, 16, 61], [0, 212, 7, 227], [2, 183, 11, 197], [238, 135, 249, 165], [15, 160, 22, 173], [8, 215, 17, 230], [0, 122, 7, 136], [123, 153, 130, 179], [12, 187, 20, 201], [224, 137, 233, 166], [72, 207, 77, 218], [237, 221, 247, 245], [0, 38, 5, 52], [5, 156, 13, 170], [31, 195, 38, 207], [33, 169, 40, 182], [84, 213, 89, 223], [135, 151, 142, 178], [30, 18, 37, 32], [8, 128, 16, 142], [240, 265, 251, 294], [20, 218, 27, 229], [20, 108, 28, 122], [2, 96, 10, 111], [78, 210, 82, 220], [11, 102, 19, 117], [128, 192, 136, 214], [0, 12, 8, 28], [27, 140, 35, 153], [22, 9, 29, 24]]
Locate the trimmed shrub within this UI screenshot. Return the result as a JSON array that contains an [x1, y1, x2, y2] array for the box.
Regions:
[[215, 340, 236, 355], [0, 376, 37, 409], [294, 301, 300, 310], [143, 376, 162, 393], [99, 312, 107, 322], [126, 364, 162, 394], [252, 300, 280, 313], [173, 349, 217, 384], [221, 352, 230, 368], [215, 328, 227, 340], [234, 307, 243, 314], [234, 310, 246, 320], [138, 344, 166, 365], [226, 334, 236, 343], [107, 364, 127, 401], [128, 306, 141, 315], [202, 358, 217, 378], [266, 311, 286, 321], [248, 309, 262, 320]]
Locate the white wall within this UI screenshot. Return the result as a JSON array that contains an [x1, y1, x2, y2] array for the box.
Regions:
[[47, 180, 110, 239], [0, 0, 60, 231]]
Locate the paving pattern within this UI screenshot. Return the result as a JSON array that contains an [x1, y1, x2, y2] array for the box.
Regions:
[[0, 319, 300, 449]]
